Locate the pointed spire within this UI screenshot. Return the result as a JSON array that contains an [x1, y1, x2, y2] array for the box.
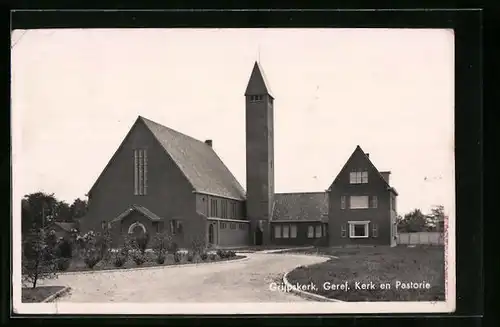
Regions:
[[245, 61, 274, 98]]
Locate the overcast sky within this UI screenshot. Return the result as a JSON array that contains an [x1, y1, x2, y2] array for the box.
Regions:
[[12, 28, 455, 216]]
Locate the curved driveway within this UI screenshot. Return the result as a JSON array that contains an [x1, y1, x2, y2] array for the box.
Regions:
[[41, 253, 328, 302]]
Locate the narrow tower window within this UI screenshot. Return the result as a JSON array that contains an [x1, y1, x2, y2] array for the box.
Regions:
[[134, 149, 148, 195]]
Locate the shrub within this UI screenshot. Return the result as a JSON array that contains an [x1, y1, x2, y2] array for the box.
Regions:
[[134, 232, 150, 254], [132, 252, 147, 266], [167, 242, 179, 254], [156, 254, 166, 264], [200, 252, 208, 261], [22, 227, 58, 288], [187, 252, 194, 262], [151, 231, 173, 264], [80, 231, 103, 269], [216, 249, 225, 259], [190, 238, 206, 256], [174, 252, 182, 263], [57, 257, 71, 271], [228, 250, 236, 258], [96, 229, 112, 263], [209, 253, 217, 261], [113, 253, 128, 267]]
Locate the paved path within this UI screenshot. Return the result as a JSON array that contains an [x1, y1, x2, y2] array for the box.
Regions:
[[40, 253, 327, 302]]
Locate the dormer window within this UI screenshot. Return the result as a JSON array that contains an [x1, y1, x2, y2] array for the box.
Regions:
[[249, 95, 264, 102], [349, 169, 368, 184], [134, 149, 148, 195]]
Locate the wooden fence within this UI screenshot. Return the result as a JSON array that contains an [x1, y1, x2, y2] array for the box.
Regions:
[[397, 232, 444, 245]]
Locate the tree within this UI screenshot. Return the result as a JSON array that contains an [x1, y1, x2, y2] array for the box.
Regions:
[[70, 198, 88, 219], [427, 205, 445, 231], [22, 192, 59, 233], [22, 227, 58, 288], [398, 209, 428, 232], [54, 201, 72, 222]]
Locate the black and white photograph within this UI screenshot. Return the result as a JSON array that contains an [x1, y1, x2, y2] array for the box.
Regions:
[[12, 28, 456, 314]]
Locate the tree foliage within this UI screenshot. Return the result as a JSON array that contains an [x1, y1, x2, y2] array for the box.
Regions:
[[397, 206, 447, 232], [22, 227, 58, 288]]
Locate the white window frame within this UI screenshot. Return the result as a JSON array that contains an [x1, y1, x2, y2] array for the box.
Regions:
[[315, 225, 322, 238], [274, 225, 282, 238], [282, 225, 290, 238], [348, 221, 370, 238], [372, 223, 378, 237], [341, 224, 347, 238], [349, 170, 368, 184], [290, 225, 297, 238], [307, 225, 314, 238], [349, 196, 369, 209]]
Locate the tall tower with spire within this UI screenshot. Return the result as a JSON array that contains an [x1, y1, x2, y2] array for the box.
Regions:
[[245, 61, 275, 245]]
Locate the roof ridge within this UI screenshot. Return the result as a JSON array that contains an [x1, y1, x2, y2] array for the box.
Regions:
[[139, 116, 210, 148]]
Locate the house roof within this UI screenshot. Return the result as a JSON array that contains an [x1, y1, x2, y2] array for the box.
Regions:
[[328, 145, 398, 196], [272, 192, 329, 222], [110, 204, 162, 224], [140, 117, 246, 200], [52, 222, 77, 232], [244, 61, 274, 98]]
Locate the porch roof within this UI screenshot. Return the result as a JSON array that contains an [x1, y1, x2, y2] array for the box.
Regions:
[[110, 205, 162, 224]]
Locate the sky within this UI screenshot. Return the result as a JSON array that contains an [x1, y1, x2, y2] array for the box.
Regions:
[[11, 28, 455, 216]]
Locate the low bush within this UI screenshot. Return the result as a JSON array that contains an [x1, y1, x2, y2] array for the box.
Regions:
[[156, 254, 166, 264], [187, 252, 194, 262], [173, 252, 182, 263], [200, 252, 208, 261], [132, 251, 147, 266], [113, 253, 128, 267], [56, 257, 71, 271], [56, 239, 73, 259], [83, 250, 102, 269], [215, 249, 236, 259], [209, 253, 217, 261]]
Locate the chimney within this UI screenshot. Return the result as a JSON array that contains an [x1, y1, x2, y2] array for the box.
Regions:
[[380, 171, 391, 184], [204, 139, 212, 147]]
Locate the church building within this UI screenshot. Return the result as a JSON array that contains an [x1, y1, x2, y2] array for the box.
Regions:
[[81, 62, 398, 248]]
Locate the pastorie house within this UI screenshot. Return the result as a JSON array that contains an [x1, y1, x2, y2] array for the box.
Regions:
[[81, 62, 399, 248]]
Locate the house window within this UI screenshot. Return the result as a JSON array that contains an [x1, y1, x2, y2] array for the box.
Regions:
[[350, 196, 369, 209], [274, 225, 282, 238], [221, 222, 227, 229], [210, 199, 218, 217], [349, 170, 368, 184], [221, 201, 228, 219], [372, 223, 378, 237], [230, 223, 236, 230], [290, 225, 297, 238], [315, 225, 322, 238], [232, 203, 237, 218], [282, 225, 290, 238], [134, 149, 148, 195], [370, 196, 378, 208], [307, 225, 314, 238], [340, 196, 346, 209], [341, 224, 347, 238], [348, 221, 370, 238]]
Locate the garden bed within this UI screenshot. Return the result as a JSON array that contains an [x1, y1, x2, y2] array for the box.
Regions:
[[22, 286, 66, 303], [286, 245, 445, 302], [61, 252, 244, 273]]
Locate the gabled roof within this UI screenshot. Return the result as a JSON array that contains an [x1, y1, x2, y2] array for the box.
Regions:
[[110, 204, 162, 224], [244, 61, 274, 98], [51, 222, 77, 232], [272, 192, 329, 222], [328, 145, 398, 196], [140, 117, 246, 200], [88, 116, 246, 201]]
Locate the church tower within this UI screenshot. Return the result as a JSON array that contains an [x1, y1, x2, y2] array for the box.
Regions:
[[245, 61, 275, 245]]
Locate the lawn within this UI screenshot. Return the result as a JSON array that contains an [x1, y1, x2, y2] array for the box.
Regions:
[[286, 246, 445, 302], [22, 286, 66, 303], [62, 251, 243, 273]]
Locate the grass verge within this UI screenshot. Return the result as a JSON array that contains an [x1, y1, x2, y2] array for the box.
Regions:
[[286, 246, 445, 302], [22, 286, 66, 303]]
